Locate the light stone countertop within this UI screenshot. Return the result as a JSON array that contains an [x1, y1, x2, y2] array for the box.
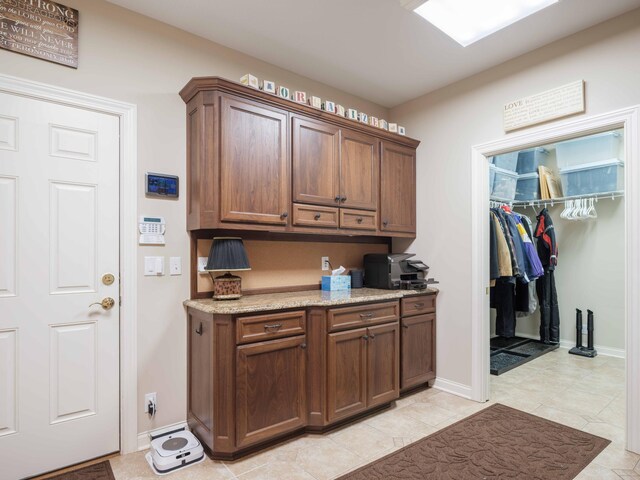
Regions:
[[184, 287, 439, 315]]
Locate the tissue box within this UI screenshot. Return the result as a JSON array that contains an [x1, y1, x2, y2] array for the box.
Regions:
[[321, 275, 351, 291]]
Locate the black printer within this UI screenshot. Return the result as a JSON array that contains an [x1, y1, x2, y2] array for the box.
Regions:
[[363, 253, 436, 290]]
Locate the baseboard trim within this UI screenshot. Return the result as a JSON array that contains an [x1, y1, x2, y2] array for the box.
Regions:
[[433, 377, 472, 399], [137, 421, 189, 451], [514, 332, 626, 359]]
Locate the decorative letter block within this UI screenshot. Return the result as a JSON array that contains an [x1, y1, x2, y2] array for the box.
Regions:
[[398, 126, 406, 136], [295, 91, 307, 103], [358, 112, 369, 124], [379, 119, 388, 130], [240, 74, 259, 89], [323, 101, 336, 113], [262, 80, 276, 94], [336, 105, 346, 117], [347, 109, 358, 120], [278, 86, 290, 99], [309, 96, 322, 109], [369, 116, 379, 127], [388, 123, 398, 133]]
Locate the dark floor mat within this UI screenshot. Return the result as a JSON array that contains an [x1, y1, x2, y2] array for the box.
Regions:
[[490, 351, 529, 375], [490, 336, 530, 349], [511, 341, 557, 355]]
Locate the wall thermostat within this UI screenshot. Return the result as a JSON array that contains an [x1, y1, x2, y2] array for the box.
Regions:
[[145, 172, 179, 198]]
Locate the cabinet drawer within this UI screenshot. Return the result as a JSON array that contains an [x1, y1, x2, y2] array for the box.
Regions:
[[327, 301, 399, 332], [236, 310, 306, 344], [402, 295, 436, 316], [340, 208, 377, 231], [292, 203, 339, 228]]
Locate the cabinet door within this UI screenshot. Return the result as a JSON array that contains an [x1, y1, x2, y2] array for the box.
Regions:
[[236, 336, 307, 448], [401, 313, 436, 390], [327, 328, 368, 423], [367, 322, 400, 407], [188, 313, 214, 450], [341, 129, 379, 211], [220, 95, 289, 225], [292, 116, 341, 207], [380, 142, 416, 233]]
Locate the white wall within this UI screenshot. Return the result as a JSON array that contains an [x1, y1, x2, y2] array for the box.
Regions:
[[391, 9, 640, 388], [0, 0, 390, 435]]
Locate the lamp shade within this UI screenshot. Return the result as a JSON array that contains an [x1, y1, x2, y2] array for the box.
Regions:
[[205, 237, 251, 272]]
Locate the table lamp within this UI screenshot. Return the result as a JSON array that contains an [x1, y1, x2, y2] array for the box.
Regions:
[[205, 237, 251, 300]]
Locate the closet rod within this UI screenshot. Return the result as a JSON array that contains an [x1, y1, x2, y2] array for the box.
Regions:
[[491, 190, 624, 208]]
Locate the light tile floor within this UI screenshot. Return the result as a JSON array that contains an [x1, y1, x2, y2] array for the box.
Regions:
[[110, 349, 636, 479]]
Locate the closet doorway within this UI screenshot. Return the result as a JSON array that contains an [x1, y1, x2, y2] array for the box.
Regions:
[[469, 106, 640, 454]]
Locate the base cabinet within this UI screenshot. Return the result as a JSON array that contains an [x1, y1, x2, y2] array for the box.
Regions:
[[400, 293, 437, 391], [367, 322, 400, 407], [236, 335, 307, 448]]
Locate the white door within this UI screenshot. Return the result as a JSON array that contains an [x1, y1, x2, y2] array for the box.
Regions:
[[0, 92, 120, 479]]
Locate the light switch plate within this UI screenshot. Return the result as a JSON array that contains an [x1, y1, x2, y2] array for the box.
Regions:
[[170, 257, 181, 275], [144, 256, 165, 276]]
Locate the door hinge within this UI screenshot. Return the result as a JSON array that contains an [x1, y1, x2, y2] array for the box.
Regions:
[[119, 296, 122, 306]]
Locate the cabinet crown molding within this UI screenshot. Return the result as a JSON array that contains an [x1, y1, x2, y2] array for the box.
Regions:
[[180, 76, 420, 149]]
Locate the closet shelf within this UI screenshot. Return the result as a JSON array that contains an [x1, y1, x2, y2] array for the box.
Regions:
[[490, 190, 624, 207]]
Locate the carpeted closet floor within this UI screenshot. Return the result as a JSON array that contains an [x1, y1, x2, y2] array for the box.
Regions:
[[109, 350, 632, 480]]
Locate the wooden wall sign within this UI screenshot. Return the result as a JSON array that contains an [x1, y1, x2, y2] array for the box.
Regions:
[[0, 0, 78, 68], [503, 80, 585, 132]]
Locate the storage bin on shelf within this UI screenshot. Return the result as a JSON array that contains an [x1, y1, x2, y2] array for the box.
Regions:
[[491, 166, 518, 201], [489, 164, 496, 192], [556, 131, 622, 169], [515, 172, 540, 201], [516, 148, 548, 174], [559, 159, 624, 197], [491, 152, 518, 172]]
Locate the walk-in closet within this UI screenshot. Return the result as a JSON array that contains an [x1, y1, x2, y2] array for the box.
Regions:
[[488, 128, 625, 416]]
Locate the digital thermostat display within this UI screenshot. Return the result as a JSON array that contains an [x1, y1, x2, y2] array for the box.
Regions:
[[145, 173, 179, 198]]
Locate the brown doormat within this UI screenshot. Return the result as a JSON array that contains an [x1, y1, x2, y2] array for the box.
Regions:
[[338, 403, 610, 480], [45, 461, 115, 480]]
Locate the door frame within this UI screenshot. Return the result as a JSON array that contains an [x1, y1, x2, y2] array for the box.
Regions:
[[0, 74, 139, 454], [469, 105, 640, 453]]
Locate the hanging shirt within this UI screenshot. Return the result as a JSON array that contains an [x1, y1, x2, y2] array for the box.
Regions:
[[491, 212, 513, 278]]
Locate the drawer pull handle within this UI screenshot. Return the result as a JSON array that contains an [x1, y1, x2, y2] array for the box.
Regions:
[[195, 322, 203, 336], [264, 323, 283, 331], [414, 303, 425, 309], [359, 312, 374, 319], [314, 213, 321, 220], [356, 217, 363, 224]]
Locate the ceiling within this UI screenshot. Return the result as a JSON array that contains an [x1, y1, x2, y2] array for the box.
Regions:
[[106, 0, 640, 107]]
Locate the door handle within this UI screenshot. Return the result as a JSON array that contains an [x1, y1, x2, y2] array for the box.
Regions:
[[334, 196, 341, 203], [89, 297, 115, 310], [195, 322, 203, 335]]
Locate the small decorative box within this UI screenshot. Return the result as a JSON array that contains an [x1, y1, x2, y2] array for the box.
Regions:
[[347, 108, 358, 120], [309, 96, 322, 109], [379, 119, 388, 130], [359, 112, 369, 124], [278, 86, 290, 99], [323, 101, 336, 113], [240, 74, 259, 89], [294, 91, 307, 103], [388, 123, 398, 133], [336, 105, 346, 117], [261, 80, 276, 94], [321, 275, 351, 291], [369, 116, 379, 127], [398, 126, 406, 136]]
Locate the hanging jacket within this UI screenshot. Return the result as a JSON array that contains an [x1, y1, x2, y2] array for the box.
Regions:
[[491, 212, 513, 278], [490, 213, 499, 282], [513, 213, 544, 280], [501, 211, 528, 282], [493, 208, 521, 278], [535, 208, 558, 271]]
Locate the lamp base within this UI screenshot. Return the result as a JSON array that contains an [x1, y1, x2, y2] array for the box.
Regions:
[[211, 272, 243, 300]]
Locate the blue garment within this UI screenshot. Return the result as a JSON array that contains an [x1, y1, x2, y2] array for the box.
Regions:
[[502, 213, 528, 282], [513, 213, 544, 280]]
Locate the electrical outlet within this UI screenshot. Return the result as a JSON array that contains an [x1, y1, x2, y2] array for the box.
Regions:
[[322, 256, 330, 271], [144, 392, 157, 415]]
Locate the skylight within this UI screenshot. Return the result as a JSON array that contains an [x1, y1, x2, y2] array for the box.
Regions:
[[414, 0, 559, 47]]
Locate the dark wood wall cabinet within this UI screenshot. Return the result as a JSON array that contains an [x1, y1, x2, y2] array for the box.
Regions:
[[180, 77, 420, 238], [187, 291, 437, 460]]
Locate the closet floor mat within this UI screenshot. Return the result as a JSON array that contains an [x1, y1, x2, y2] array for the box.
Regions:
[[490, 340, 559, 375]]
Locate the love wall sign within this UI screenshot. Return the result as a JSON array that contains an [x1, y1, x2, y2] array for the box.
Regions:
[[0, 0, 78, 68]]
